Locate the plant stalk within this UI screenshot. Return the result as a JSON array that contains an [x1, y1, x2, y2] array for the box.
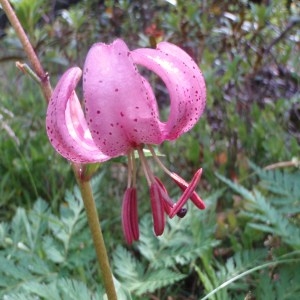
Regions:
[[1, 0, 117, 297], [73, 165, 117, 300]]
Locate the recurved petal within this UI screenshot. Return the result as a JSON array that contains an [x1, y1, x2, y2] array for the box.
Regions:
[[131, 42, 206, 140], [46, 67, 109, 163], [83, 39, 163, 158]]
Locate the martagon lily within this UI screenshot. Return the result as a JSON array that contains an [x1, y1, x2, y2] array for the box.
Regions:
[[46, 39, 206, 244]]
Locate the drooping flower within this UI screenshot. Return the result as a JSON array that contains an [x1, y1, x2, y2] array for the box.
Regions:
[[46, 39, 206, 244]]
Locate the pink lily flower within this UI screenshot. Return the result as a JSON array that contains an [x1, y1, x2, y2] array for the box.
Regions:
[[46, 39, 206, 244]]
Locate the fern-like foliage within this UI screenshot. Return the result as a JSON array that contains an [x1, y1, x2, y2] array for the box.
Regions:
[[196, 249, 268, 300], [250, 163, 300, 218], [255, 265, 300, 300], [250, 162, 300, 203], [113, 225, 187, 297], [114, 244, 186, 296], [0, 187, 101, 299], [216, 169, 300, 249], [212, 166, 300, 299], [2, 278, 104, 300]]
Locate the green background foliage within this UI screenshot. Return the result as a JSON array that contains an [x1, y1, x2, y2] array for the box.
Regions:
[[0, 0, 299, 299]]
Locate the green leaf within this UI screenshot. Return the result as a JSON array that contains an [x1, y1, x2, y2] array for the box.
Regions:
[[113, 246, 144, 282], [215, 173, 256, 202], [57, 278, 103, 300], [23, 281, 61, 300], [133, 269, 186, 296]]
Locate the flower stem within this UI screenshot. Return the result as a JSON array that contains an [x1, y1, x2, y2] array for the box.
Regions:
[[1, 0, 117, 297], [73, 165, 117, 300], [0, 0, 52, 102]]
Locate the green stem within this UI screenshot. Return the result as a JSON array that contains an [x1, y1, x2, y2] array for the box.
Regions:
[[1, 0, 117, 297], [73, 165, 117, 300]]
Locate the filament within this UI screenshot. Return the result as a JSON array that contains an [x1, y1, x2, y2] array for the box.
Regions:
[[137, 146, 155, 186], [147, 144, 173, 177]]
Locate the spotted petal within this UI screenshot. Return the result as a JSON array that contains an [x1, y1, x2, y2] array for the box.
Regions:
[[132, 42, 206, 140], [46, 67, 110, 163], [83, 39, 163, 158]]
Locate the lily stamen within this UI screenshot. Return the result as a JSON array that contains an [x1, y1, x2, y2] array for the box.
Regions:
[[147, 144, 205, 211]]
